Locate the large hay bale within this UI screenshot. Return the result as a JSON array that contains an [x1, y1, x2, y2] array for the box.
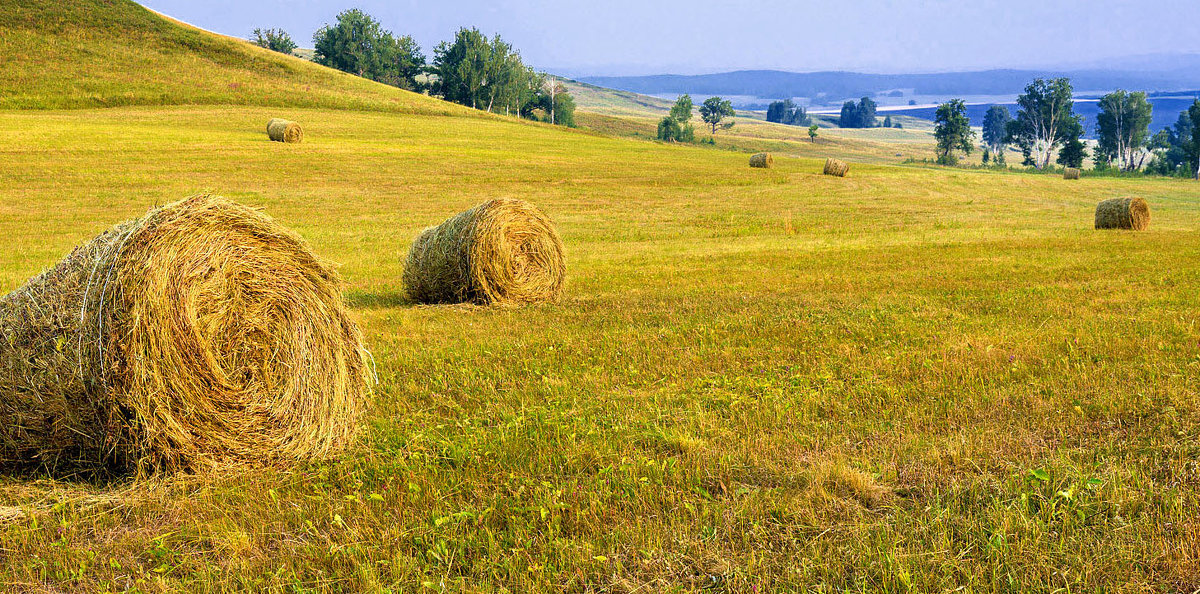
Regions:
[[1063, 167, 1081, 180], [404, 198, 565, 305], [749, 153, 773, 168], [1094, 197, 1150, 230], [267, 118, 303, 143], [823, 158, 850, 177], [0, 195, 371, 474]]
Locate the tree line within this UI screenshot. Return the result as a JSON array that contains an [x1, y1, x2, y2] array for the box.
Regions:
[[250, 10, 575, 127], [934, 77, 1200, 178]]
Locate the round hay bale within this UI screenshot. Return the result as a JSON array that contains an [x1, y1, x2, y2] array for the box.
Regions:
[[1063, 167, 1081, 180], [0, 195, 371, 474], [267, 118, 303, 143], [403, 198, 565, 305], [823, 158, 850, 177], [1094, 197, 1150, 230], [749, 153, 773, 168]]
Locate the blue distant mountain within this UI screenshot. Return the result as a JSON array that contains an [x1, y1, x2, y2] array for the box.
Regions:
[[578, 59, 1200, 105]]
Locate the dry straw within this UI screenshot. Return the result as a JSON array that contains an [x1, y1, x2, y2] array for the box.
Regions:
[[749, 153, 773, 168], [267, 118, 303, 143], [823, 158, 850, 177], [404, 198, 565, 305], [1063, 167, 1081, 180], [1095, 197, 1150, 230], [0, 195, 371, 475]]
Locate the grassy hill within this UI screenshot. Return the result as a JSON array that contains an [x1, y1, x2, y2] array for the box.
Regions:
[[0, 0, 464, 114], [2, 2, 1200, 592]]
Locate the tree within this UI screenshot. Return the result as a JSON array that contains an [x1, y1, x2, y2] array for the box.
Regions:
[[766, 99, 807, 126], [1095, 90, 1153, 171], [1189, 100, 1200, 180], [431, 28, 567, 122], [982, 148, 990, 164], [699, 97, 735, 134], [838, 97, 877, 128], [1005, 78, 1078, 169], [882, 115, 892, 128], [981, 105, 1012, 154], [313, 10, 424, 91], [658, 95, 695, 142], [933, 99, 975, 165], [807, 124, 818, 143], [251, 28, 297, 55], [1147, 108, 1196, 176]]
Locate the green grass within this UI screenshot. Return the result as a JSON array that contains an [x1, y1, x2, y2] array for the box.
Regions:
[[3, 1, 1200, 591], [1, 104, 1199, 592], [0, 0, 466, 115]]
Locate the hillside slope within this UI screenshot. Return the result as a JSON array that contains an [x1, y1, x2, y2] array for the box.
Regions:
[[0, 0, 466, 114]]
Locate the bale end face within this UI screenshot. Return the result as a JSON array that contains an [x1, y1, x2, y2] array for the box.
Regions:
[[267, 118, 303, 143], [403, 198, 566, 306], [749, 153, 773, 168], [823, 158, 850, 177], [0, 195, 371, 474], [1094, 197, 1150, 230], [1063, 167, 1081, 180]]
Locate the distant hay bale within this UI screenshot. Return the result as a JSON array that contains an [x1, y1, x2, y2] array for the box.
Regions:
[[404, 198, 565, 305], [823, 158, 850, 177], [267, 118, 303, 143], [1063, 167, 1081, 180], [749, 153, 773, 168], [0, 195, 371, 475], [1094, 197, 1150, 231]]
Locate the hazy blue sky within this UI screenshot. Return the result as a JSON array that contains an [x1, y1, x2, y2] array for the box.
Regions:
[[138, 0, 1200, 76]]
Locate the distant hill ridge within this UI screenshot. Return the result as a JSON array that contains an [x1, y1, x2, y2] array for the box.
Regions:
[[580, 63, 1200, 102], [0, 0, 465, 114]]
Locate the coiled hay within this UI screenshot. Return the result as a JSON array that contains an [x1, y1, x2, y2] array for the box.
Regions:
[[267, 118, 303, 143], [0, 195, 371, 475], [403, 198, 565, 305], [1094, 197, 1150, 230], [1063, 167, 1081, 180], [824, 158, 850, 177], [749, 153, 773, 168]]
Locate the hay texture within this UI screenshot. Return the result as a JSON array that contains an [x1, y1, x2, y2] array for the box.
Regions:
[[823, 158, 850, 177], [0, 195, 371, 474], [749, 153, 773, 168], [1094, 197, 1150, 230], [1063, 167, 1081, 180], [267, 118, 303, 143], [404, 198, 565, 305]]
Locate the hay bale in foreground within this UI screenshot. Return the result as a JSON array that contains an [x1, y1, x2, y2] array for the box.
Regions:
[[1095, 197, 1150, 230], [267, 118, 303, 143], [404, 198, 565, 305], [0, 195, 371, 475], [1063, 167, 1081, 180], [823, 158, 850, 177], [749, 153, 773, 168]]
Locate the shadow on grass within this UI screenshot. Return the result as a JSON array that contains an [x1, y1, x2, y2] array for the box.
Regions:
[[345, 290, 412, 309]]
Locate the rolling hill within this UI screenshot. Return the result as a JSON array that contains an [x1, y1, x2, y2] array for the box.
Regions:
[[0, 0, 464, 114]]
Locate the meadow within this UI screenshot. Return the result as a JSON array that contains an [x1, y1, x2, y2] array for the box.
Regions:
[[2, 0, 1200, 590], [1, 103, 1198, 592]]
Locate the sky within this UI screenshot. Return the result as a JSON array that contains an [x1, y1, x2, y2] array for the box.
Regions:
[[137, 0, 1200, 76]]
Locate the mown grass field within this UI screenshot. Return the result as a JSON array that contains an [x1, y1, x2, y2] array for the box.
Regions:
[[1, 103, 1199, 592]]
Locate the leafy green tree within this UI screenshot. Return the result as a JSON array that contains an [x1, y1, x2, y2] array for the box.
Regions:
[[981, 105, 1012, 154], [1056, 115, 1087, 168], [934, 99, 974, 165], [838, 97, 877, 128], [882, 115, 892, 128], [1147, 109, 1196, 176], [313, 10, 425, 91], [807, 124, 818, 143], [838, 101, 858, 128], [982, 148, 990, 164], [699, 97, 735, 134], [1187, 100, 1200, 179], [657, 95, 695, 142], [1005, 78, 1078, 169], [432, 28, 567, 121], [1095, 90, 1153, 171], [251, 28, 297, 55], [670, 94, 694, 122], [766, 99, 807, 125]]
